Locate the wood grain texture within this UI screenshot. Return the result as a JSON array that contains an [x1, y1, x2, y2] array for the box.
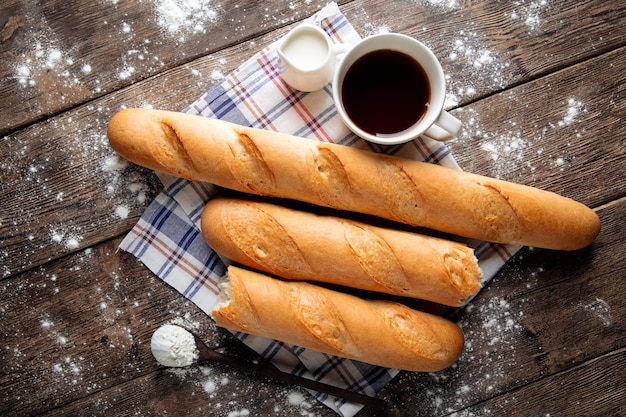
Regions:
[[0, 0, 345, 134], [454, 348, 626, 416], [0, 0, 624, 416], [0, 238, 231, 415], [449, 45, 626, 206], [2, 0, 624, 279], [3, 197, 621, 416], [0, 29, 277, 279]]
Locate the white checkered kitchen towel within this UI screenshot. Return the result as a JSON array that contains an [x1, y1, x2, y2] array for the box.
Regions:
[[119, 3, 520, 416]]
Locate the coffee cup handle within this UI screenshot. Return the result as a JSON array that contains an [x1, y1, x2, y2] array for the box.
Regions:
[[422, 110, 462, 142]]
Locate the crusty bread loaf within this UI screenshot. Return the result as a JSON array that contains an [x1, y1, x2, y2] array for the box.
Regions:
[[201, 197, 483, 306], [212, 265, 465, 372], [107, 108, 601, 250]]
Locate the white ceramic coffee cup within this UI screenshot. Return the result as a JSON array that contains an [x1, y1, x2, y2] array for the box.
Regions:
[[278, 24, 349, 92], [332, 33, 461, 144]]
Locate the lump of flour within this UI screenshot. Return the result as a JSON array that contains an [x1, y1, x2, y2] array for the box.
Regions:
[[150, 324, 199, 367]]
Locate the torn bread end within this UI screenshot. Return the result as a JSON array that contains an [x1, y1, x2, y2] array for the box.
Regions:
[[475, 253, 486, 286], [211, 272, 232, 315]]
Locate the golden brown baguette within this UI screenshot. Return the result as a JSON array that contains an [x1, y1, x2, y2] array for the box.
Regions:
[[201, 197, 483, 306], [212, 266, 464, 372], [107, 108, 601, 250]]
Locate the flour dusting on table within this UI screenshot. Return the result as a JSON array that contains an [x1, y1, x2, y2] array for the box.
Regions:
[[1, 0, 603, 415], [509, 0, 550, 31], [581, 297, 613, 327], [421, 294, 525, 415], [454, 95, 587, 180], [154, 0, 219, 38], [420, 0, 460, 9]]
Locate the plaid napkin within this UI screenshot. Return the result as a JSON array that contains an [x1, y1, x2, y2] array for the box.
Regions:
[[119, 3, 520, 415]]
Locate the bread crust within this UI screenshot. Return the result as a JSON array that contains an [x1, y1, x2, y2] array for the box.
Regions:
[[201, 197, 483, 306], [108, 108, 601, 250], [211, 266, 465, 372]]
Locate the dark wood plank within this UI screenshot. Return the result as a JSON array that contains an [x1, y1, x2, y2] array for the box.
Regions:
[[449, 45, 626, 208], [2, 1, 625, 136], [1, 197, 622, 416], [0, 0, 345, 135], [455, 348, 626, 416], [0, 237, 234, 415], [0, 235, 336, 417], [1, 0, 625, 416], [36, 358, 335, 417], [0, 28, 281, 280]]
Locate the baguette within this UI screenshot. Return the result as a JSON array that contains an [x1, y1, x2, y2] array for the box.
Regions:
[[107, 108, 601, 250], [212, 265, 465, 372], [201, 197, 483, 306]]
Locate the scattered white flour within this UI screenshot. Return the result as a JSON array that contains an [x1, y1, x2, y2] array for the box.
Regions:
[[118, 65, 136, 81], [45, 48, 63, 69], [12, 29, 89, 94], [169, 312, 201, 331], [154, 0, 219, 37], [203, 378, 218, 394], [16, 64, 34, 87], [226, 409, 250, 417], [448, 32, 510, 87], [359, 20, 392, 38], [210, 69, 225, 81], [126, 180, 149, 204], [39, 312, 69, 346], [509, 0, 549, 31], [151, 324, 199, 367], [51, 231, 63, 244], [65, 236, 81, 250], [424, 1, 551, 107], [454, 92, 588, 179], [287, 390, 309, 407], [103, 155, 129, 172], [581, 297, 613, 327], [455, 106, 536, 179], [286, 390, 315, 415], [12, 0, 222, 91], [102, 154, 150, 205], [472, 296, 523, 360], [51, 356, 84, 386], [197, 364, 233, 397], [50, 229, 83, 250], [423, 295, 525, 415], [558, 98, 586, 127], [114, 205, 130, 219], [419, 0, 460, 10]]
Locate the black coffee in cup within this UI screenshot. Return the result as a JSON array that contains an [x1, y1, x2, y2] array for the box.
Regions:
[[341, 50, 431, 136]]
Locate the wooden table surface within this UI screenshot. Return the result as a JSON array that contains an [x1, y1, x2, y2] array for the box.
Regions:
[[1, 1, 624, 416]]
